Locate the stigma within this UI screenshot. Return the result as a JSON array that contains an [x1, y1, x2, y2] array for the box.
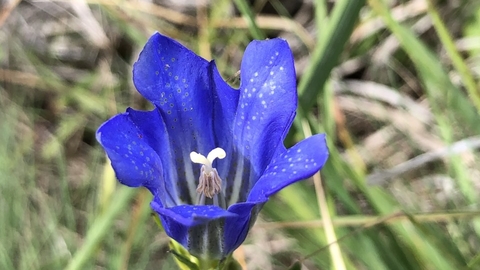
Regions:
[[190, 148, 226, 199]]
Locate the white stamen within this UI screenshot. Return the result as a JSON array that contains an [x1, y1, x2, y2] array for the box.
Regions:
[[190, 148, 225, 172], [190, 148, 226, 199], [207, 148, 226, 165], [190, 152, 209, 167]]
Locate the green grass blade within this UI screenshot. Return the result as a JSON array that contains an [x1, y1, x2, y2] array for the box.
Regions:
[[65, 186, 136, 270], [368, 0, 480, 135], [233, 0, 266, 40], [427, 0, 480, 112], [298, 0, 366, 111]]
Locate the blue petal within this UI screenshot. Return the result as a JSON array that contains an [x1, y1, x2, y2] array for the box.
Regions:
[[124, 108, 181, 207], [96, 110, 166, 197], [133, 32, 239, 204], [224, 202, 263, 255], [151, 199, 240, 259], [247, 134, 329, 202], [227, 38, 297, 204], [210, 62, 240, 145], [209, 63, 240, 189], [151, 197, 264, 259]]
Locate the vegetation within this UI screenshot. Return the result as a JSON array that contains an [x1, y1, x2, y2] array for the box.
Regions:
[[1, 0, 480, 269]]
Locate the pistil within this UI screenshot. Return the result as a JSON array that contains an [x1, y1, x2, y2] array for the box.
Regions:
[[190, 148, 226, 207]]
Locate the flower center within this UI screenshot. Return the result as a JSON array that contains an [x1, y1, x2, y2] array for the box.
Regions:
[[190, 148, 226, 207]]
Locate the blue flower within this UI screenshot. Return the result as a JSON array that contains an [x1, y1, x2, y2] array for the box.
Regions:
[[96, 32, 329, 260]]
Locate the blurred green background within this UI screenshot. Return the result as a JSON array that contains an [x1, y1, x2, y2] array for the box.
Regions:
[[1, 0, 480, 269]]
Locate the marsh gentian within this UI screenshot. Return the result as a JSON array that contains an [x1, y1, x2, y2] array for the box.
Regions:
[[96, 32, 328, 260]]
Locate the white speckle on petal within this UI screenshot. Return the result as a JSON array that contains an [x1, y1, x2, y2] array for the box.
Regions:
[[254, 72, 258, 77]]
